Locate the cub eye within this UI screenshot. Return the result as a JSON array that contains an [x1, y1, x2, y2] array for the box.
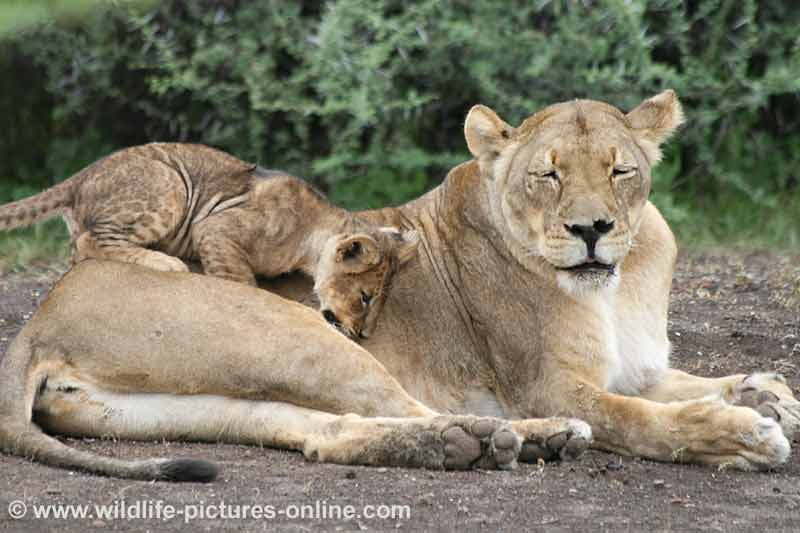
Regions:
[[360, 291, 372, 306]]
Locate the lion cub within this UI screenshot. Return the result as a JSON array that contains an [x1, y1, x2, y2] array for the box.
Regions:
[[0, 143, 419, 339]]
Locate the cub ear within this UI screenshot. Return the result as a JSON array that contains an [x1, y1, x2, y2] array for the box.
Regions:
[[464, 104, 514, 159], [380, 228, 420, 267], [335, 234, 381, 272], [626, 90, 685, 163]]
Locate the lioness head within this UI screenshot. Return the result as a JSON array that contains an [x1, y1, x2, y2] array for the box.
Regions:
[[464, 90, 684, 294], [315, 227, 419, 339]]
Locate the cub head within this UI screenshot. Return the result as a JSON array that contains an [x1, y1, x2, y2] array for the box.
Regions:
[[464, 90, 684, 294], [314, 227, 420, 339]]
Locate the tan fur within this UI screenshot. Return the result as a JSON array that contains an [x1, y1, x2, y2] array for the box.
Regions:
[[1, 92, 798, 481], [0, 144, 420, 338]]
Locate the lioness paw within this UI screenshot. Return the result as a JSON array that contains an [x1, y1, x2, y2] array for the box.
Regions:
[[732, 373, 800, 440], [440, 417, 522, 471], [511, 418, 592, 463], [738, 416, 791, 470], [674, 398, 790, 471]]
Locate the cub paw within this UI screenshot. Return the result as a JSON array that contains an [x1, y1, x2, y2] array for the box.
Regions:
[[141, 252, 190, 273], [440, 417, 521, 471], [732, 373, 800, 440]]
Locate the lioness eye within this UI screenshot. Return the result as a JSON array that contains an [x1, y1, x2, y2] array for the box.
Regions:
[[612, 166, 636, 177], [539, 170, 559, 181], [360, 291, 372, 306]]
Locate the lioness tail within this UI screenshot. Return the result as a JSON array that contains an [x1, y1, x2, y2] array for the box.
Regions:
[[0, 337, 218, 482]]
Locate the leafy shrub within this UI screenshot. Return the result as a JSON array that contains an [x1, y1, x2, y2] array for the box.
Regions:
[[0, 0, 798, 253]]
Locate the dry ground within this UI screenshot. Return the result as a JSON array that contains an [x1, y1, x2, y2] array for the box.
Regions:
[[1, 252, 799, 532]]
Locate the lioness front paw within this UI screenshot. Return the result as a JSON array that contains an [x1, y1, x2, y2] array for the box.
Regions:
[[674, 399, 790, 471], [440, 417, 522, 471], [732, 373, 800, 441], [511, 418, 592, 463]]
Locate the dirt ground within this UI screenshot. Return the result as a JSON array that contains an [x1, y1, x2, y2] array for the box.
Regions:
[[1, 252, 800, 532]]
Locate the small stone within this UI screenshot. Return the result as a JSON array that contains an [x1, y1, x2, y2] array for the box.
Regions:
[[377, 467, 388, 473], [773, 487, 782, 493], [344, 470, 357, 479], [92, 520, 106, 528], [419, 492, 435, 506], [653, 479, 666, 488], [792, 344, 800, 356], [568, 488, 577, 494]]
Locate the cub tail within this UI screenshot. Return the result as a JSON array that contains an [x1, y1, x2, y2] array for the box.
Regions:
[[0, 178, 77, 231]]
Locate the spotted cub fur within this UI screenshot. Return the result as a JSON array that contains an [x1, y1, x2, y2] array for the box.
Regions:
[[0, 143, 419, 338]]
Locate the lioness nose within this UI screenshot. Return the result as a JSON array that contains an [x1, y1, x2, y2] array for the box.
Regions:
[[322, 309, 340, 326], [565, 219, 614, 258]]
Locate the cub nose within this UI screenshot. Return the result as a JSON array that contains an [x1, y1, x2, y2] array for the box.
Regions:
[[564, 219, 614, 258], [322, 309, 340, 326]]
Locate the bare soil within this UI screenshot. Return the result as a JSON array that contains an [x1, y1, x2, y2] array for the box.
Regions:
[[1, 252, 800, 532]]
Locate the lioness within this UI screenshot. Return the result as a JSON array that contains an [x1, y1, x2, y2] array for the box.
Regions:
[[0, 144, 420, 338], [1, 91, 799, 481]]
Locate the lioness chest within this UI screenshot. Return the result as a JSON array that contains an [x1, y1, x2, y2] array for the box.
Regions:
[[585, 291, 670, 395]]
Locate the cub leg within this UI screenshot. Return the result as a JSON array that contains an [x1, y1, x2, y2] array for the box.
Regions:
[[641, 368, 800, 439], [537, 371, 790, 470], [76, 232, 188, 272], [192, 216, 257, 286], [71, 164, 190, 272]]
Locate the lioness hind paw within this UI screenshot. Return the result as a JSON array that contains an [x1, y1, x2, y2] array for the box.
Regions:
[[517, 419, 592, 463], [441, 418, 521, 471]]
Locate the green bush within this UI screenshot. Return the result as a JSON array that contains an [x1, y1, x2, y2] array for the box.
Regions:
[[1, 0, 798, 265]]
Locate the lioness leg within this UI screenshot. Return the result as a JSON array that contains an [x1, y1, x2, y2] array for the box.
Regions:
[[538, 372, 790, 470], [34, 385, 524, 470], [641, 368, 800, 439]]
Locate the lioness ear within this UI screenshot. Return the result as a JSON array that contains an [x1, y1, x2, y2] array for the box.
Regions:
[[464, 105, 514, 159], [335, 234, 381, 272], [626, 90, 685, 163]]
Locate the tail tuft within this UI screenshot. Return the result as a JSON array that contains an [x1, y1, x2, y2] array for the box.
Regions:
[[158, 458, 219, 482]]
